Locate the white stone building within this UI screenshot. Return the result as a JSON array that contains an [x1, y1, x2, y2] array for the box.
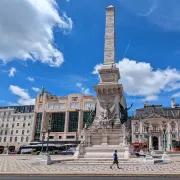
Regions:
[[131, 99, 180, 151], [32, 87, 96, 144], [0, 105, 34, 152]]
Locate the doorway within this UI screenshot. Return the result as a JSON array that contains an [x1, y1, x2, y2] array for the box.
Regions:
[[152, 136, 158, 150]]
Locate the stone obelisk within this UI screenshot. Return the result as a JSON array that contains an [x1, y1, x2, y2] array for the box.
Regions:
[[75, 6, 129, 160], [93, 5, 124, 128]]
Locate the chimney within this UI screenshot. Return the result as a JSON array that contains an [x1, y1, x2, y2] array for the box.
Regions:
[[171, 98, 175, 108]]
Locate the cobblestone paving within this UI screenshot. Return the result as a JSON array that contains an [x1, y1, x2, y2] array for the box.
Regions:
[[0, 155, 180, 175]]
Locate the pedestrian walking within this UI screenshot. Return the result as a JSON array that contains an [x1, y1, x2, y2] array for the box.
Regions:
[[110, 150, 121, 169]]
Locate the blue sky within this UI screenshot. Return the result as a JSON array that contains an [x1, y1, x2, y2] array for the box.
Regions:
[[0, 0, 180, 115]]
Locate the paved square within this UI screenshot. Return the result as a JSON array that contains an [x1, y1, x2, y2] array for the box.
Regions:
[[0, 155, 180, 175]]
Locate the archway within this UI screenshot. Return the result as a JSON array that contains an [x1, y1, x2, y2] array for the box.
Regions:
[[152, 136, 158, 150]]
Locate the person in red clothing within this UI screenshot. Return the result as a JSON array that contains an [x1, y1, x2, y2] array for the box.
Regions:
[[110, 150, 121, 169]]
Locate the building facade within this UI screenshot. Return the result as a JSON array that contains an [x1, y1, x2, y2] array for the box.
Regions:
[[32, 87, 96, 144], [131, 99, 180, 151], [0, 105, 34, 151]]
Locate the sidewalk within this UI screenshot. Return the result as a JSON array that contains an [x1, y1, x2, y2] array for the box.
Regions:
[[0, 155, 179, 176]]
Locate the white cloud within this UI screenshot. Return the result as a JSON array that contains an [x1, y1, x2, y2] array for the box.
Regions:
[[172, 92, 180, 98], [92, 64, 102, 74], [8, 67, 16, 77], [27, 77, 35, 82], [143, 95, 159, 101], [81, 88, 91, 95], [32, 87, 40, 92], [0, 0, 73, 67], [76, 82, 91, 95], [9, 85, 35, 105], [76, 83, 82, 87], [66, 0, 70, 2], [93, 58, 180, 100]]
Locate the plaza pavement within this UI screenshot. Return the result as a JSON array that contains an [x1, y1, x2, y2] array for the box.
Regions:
[[0, 155, 180, 176]]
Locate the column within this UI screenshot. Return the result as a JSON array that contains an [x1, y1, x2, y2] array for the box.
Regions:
[[158, 135, 162, 150], [78, 110, 83, 135], [167, 122, 171, 151], [64, 110, 69, 135], [149, 135, 152, 149]]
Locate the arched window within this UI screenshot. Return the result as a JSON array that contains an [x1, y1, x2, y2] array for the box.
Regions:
[[23, 123, 25, 128], [0, 130, 3, 135], [1, 123, 4, 128], [22, 130, 24, 135], [11, 130, 13, 135], [0, 137, 1, 142], [4, 137, 6, 142], [15, 137, 17, 142], [12, 123, 14, 128], [26, 136, 29, 142], [5, 130, 8, 135], [10, 137, 13, 142], [21, 137, 24, 142], [6, 123, 8, 128]]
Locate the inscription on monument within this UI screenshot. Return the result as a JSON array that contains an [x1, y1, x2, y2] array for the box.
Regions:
[[106, 16, 114, 25], [104, 51, 114, 59], [106, 28, 114, 35]]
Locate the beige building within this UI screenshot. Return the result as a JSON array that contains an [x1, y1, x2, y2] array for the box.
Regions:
[[32, 87, 96, 143], [131, 98, 180, 151], [0, 105, 34, 152]]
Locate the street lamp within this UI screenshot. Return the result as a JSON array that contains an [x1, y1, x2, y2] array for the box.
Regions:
[[46, 124, 51, 153], [41, 128, 46, 153], [162, 121, 167, 152], [144, 121, 150, 152]]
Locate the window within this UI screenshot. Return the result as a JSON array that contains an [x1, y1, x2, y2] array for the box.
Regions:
[[16, 130, 18, 133], [15, 137, 17, 142], [13, 117, 15, 121], [18, 116, 20, 119], [6, 123, 8, 128], [135, 126, 138, 132], [66, 136, 75, 139], [49, 136, 54, 139], [5, 130, 8, 135], [17, 123, 19, 126], [12, 123, 14, 128], [29, 115, 31, 119], [7, 117, 10, 121], [26, 136, 29, 142], [4, 112, 6, 115], [11, 130, 13, 135], [21, 137, 24, 142], [10, 137, 12, 142], [0, 130, 3, 135], [22, 130, 24, 135], [27, 130, 29, 133], [0, 137, 1, 142], [135, 135, 139, 139], [152, 125, 157, 131], [34, 113, 42, 141], [51, 112, 65, 132], [23, 123, 25, 128], [59, 136, 62, 139], [1, 123, 4, 128], [4, 137, 6, 142], [24, 116, 26, 120], [68, 112, 78, 132], [28, 123, 30, 126], [172, 134, 176, 138]]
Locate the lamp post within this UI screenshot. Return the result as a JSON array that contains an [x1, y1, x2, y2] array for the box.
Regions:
[[144, 121, 150, 152], [46, 124, 51, 153], [41, 128, 46, 153], [162, 122, 167, 152]]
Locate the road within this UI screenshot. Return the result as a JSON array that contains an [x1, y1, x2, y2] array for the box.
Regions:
[[0, 176, 179, 180]]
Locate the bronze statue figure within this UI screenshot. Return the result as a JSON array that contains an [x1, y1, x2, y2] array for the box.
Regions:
[[119, 103, 133, 124]]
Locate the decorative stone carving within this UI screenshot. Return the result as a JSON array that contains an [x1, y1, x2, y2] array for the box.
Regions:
[[70, 102, 79, 109]]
